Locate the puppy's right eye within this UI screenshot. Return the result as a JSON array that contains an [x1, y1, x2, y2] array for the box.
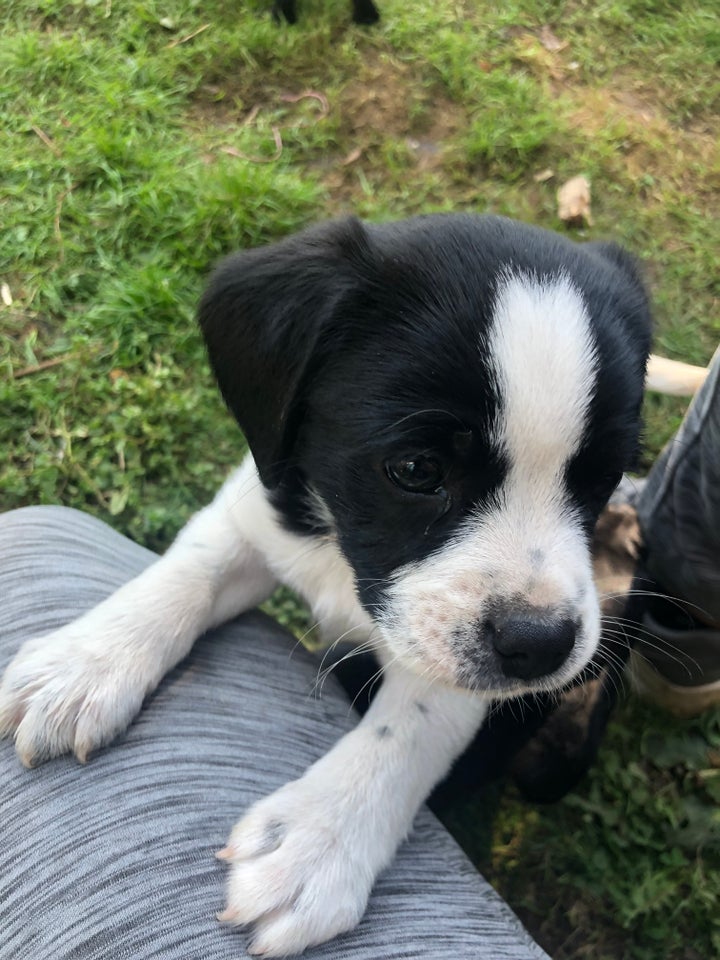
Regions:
[[385, 455, 444, 494]]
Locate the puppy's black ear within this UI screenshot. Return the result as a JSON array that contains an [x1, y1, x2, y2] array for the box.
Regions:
[[585, 240, 653, 358], [585, 241, 646, 293], [199, 217, 372, 488]]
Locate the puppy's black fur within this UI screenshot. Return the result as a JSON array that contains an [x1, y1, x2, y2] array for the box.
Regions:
[[201, 214, 650, 608], [200, 213, 652, 798]]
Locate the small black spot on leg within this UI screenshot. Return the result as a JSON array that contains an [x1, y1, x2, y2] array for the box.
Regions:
[[375, 724, 392, 738], [414, 701, 429, 716]]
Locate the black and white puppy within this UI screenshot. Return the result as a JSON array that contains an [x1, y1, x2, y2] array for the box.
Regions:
[[0, 215, 651, 956]]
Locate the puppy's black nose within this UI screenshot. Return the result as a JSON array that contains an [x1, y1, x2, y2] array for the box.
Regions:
[[486, 611, 576, 681]]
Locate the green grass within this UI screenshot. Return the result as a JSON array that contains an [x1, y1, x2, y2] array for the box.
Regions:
[[2, 1, 719, 957], [444, 703, 720, 960]]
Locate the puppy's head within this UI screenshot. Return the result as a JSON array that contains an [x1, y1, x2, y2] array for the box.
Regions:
[[200, 215, 651, 698]]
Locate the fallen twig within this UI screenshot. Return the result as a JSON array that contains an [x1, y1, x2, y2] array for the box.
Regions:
[[166, 22, 210, 48], [279, 90, 330, 120], [31, 125, 61, 156], [221, 126, 283, 164], [222, 90, 328, 165], [241, 104, 262, 128], [13, 354, 75, 379]]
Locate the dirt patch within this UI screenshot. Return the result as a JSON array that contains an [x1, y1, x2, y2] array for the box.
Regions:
[[187, 80, 304, 131], [186, 49, 466, 209], [564, 82, 719, 208], [568, 84, 668, 140], [322, 51, 465, 209], [335, 53, 417, 142], [188, 84, 249, 129], [185, 48, 431, 138], [505, 24, 719, 208], [335, 51, 462, 151]]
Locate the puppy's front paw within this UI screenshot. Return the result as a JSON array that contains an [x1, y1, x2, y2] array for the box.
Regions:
[[0, 623, 155, 766], [217, 777, 377, 957]]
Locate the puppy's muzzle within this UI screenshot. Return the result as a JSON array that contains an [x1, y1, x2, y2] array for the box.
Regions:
[[482, 605, 577, 681]]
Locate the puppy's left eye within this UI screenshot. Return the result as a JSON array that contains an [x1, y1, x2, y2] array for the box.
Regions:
[[385, 455, 445, 494]]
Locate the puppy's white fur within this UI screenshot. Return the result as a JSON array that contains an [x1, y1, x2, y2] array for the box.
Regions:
[[0, 273, 608, 956], [0, 459, 486, 956], [490, 272, 598, 467], [219, 661, 485, 956]]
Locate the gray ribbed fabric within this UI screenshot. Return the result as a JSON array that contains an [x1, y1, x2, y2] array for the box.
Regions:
[[638, 345, 720, 625], [0, 506, 549, 960]]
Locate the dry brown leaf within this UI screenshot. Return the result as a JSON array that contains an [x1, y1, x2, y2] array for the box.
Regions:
[[539, 25, 569, 53], [557, 175, 593, 226], [341, 147, 363, 166], [533, 167, 554, 183]]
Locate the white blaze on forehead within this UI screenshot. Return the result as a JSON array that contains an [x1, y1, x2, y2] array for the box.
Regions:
[[488, 271, 598, 473], [377, 272, 603, 692]]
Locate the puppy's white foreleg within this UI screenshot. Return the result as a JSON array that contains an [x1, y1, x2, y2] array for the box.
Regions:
[[219, 662, 488, 957], [0, 457, 277, 765]]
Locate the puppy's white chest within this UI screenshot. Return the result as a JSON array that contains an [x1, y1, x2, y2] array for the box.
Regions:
[[300, 557, 374, 649], [312, 603, 374, 649]]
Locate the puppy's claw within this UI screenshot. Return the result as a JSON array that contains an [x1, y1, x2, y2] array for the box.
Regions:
[[215, 846, 234, 861], [18, 751, 37, 770], [216, 908, 240, 924], [14, 730, 45, 769]]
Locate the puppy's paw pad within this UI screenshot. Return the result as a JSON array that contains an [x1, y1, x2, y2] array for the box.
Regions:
[[219, 780, 373, 954]]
